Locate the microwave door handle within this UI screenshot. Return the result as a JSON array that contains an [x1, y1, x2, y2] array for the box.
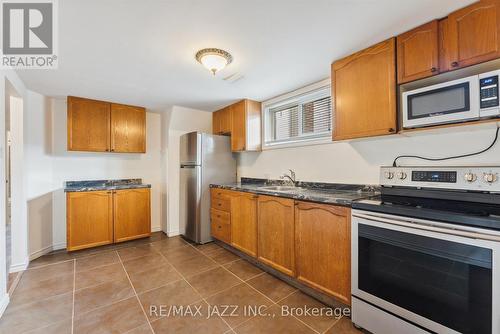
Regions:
[[352, 212, 500, 242]]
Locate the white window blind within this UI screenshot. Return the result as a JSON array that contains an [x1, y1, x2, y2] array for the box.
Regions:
[[264, 85, 332, 147]]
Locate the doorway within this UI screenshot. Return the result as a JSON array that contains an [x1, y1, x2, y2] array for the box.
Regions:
[[4, 80, 24, 293], [5, 97, 11, 276]]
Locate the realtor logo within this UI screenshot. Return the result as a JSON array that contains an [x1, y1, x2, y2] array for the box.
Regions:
[[1, 0, 58, 68]]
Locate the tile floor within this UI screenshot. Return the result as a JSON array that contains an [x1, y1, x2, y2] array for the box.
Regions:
[[0, 232, 365, 334]]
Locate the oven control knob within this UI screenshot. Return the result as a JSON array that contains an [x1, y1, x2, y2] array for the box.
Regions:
[[483, 173, 498, 184], [397, 171, 407, 180], [384, 171, 394, 180], [464, 172, 477, 183]]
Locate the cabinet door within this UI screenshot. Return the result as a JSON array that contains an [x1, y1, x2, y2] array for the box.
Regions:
[[397, 20, 439, 83], [257, 195, 295, 276], [66, 191, 113, 251], [295, 202, 351, 305], [67, 96, 110, 152], [113, 188, 151, 243], [220, 107, 232, 135], [443, 0, 500, 71], [231, 101, 246, 151], [212, 110, 222, 134], [332, 38, 397, 140], [229, 191, 258, 257], [110, 104, 146, 153]]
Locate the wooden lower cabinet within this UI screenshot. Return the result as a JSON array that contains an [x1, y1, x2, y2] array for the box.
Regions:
[[210, 209, 231, 244], [113, 188, 151, 243], [257, 195, 295, 276], [66, 191, 114, 251], [210, 188, 353, 305], [295, 201, 351, 305], [228, 191, 258, 257], [67, 188, 151, 251]]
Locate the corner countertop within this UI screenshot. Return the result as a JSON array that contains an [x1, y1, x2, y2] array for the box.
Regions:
[[210, 178, 379, 206], [64, 179, 151, 192]]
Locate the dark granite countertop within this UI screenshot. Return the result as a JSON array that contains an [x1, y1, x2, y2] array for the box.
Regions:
[[64, 179, 151, 192], [210, 178, 379, 206]]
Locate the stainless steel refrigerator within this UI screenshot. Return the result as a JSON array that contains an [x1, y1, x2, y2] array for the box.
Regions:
[[179, 132, 236, 244]]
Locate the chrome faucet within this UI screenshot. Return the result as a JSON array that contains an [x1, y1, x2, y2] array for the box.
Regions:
[[280, 169, 296, 186]]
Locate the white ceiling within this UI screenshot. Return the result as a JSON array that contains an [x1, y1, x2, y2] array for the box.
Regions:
[[17, 0, 475, 111]]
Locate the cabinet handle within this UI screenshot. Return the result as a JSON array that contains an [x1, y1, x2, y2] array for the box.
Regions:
[[430, 67, 437, 72], [107, 191, 112, 194], [251, 195, 258, 199], [451, 62, 459, 67]]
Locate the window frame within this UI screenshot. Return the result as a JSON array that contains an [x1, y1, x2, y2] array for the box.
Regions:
[[262, 79, 332, 150]]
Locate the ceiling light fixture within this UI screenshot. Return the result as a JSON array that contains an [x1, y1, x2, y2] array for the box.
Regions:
[[195, 48, 233, 75]]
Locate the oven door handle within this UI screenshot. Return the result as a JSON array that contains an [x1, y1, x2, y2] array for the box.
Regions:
[[353, 212, 500, 242]]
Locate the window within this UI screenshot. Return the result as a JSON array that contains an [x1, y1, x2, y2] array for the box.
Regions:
[[263, 83, 332, 148]]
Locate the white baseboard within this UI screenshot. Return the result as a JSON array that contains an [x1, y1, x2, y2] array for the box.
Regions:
[[29, 242, 66, 262], [0, 294, 10, 317], [9, 260, 28, 273], [52, 242, 66, 251], [151, 226, 163, 232], [167, 229, 180, 237]]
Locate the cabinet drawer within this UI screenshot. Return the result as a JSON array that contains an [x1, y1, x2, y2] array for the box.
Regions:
[[211, 197, 231, 212], [211, 218, 231, 243], [211, 188, 227, 200], [211, 208, 230, 223]]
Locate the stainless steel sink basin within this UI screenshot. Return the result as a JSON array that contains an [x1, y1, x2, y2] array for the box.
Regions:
[[259, 186, 305, 192]]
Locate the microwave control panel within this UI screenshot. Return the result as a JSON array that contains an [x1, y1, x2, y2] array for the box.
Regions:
[[479, 74, 499, 109]]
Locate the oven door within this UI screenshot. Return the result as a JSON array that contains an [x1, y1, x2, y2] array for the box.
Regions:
[[402, 75, 479, 129], [352, 210, 500, 334]]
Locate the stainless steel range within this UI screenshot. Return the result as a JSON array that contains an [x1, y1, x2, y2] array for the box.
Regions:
[[351, 166, 500, 334]]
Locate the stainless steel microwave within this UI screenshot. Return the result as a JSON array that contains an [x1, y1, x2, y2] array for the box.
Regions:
[[402, 70, 500, 129]]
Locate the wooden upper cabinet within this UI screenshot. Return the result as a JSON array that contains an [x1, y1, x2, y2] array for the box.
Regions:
[[212, 110, 222, 135], [397, 20, 439, 83], [230, 101, 246, 151], [257, 195, 295, 276], [111, 103, 146, 153], [68, 96, 146, 153], [67, 96, 111, 152], [220, 107, 232, 134], [212, 107, 231, 135], [231, 99, 262, 152], [442, 0, 500, 71], [228, 191, 258, 257], [66, 190, 113, 251], [113, 188, 151, 243], [212, 99, 262, 152], [332, 38, 397, 140], [295, 202, 351, 305]]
